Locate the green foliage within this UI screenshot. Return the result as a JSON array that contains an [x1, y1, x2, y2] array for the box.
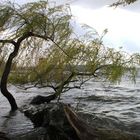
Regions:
[[9, 72, 28, 84], [0, 0, 72, 44], [0, 0, 138, 95], [0, 56, 5, 77]]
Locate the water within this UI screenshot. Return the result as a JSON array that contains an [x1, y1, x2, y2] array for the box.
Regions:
[[0, 85, 36, 138], [0, 75, 140, 138]]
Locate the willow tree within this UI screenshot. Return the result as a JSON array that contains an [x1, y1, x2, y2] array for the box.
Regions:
[[11, 37, 136, 105], [0, 1, 136, 110], [0, 1, 73, 110]]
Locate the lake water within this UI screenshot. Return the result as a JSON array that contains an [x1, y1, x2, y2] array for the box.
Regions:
[[0, 74, 140, 138]]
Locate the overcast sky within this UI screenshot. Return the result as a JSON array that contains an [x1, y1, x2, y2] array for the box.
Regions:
[[10, 0, 140, 53]]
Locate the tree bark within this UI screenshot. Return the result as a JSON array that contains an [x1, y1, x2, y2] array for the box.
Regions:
[[64, 105, 98, 140], [0, 46, 19, 111]]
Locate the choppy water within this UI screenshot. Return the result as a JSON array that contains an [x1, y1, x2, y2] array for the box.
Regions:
[[0, 75, 140, 138]]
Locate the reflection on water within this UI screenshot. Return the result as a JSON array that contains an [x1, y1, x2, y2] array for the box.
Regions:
[[0, 75, 140, 137]]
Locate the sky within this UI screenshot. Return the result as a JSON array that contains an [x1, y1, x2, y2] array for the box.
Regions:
[[9, 0, 140, 53], [70, 0, 140, 53]]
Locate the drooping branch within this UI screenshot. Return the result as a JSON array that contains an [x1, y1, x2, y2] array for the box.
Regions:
[[30, 32, 70, 58], [0, 39, 16, 45]]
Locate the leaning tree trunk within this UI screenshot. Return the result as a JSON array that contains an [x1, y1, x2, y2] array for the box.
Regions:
[[0, 32, 32, 111], [0, 46, 19, 111]]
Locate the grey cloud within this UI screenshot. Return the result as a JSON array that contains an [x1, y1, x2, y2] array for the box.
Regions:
[[71, 0, 140, 12], [71, 0, 117, 8], [9, 0, 140, 12]]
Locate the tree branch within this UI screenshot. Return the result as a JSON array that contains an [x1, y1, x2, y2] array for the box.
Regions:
[[0, 39, 16, 45]]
